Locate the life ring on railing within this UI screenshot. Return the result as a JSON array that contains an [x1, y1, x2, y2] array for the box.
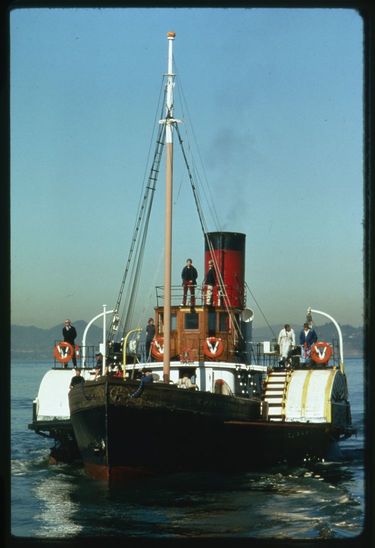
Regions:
[[151, 337, 164, 361], [310, 341, 332, 364], [203, 337, 224, 359], [54, 341, 74, 363]]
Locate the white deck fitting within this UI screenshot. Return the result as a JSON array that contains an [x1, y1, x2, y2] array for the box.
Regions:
[[35, 369, 93, 421], [284, 369, 335, 423]]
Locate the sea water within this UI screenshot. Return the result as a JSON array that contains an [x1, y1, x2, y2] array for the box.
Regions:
[[10, 358, 365, 539]]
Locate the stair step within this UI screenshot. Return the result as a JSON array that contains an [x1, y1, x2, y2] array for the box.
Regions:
[[267, 405, 283, 414], [264, 397, 283, 404]]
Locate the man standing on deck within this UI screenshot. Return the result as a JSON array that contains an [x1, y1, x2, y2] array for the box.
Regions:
[[299, 322, 318, 364], [204, 259, 217, 306], [62, 319, 77, 368], [181, 258, 198, 306], [277, 324, 296, 365], [145, 318, 156, 361]]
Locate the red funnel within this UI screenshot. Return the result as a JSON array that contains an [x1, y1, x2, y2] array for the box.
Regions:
[[204, 232, 246, 308]]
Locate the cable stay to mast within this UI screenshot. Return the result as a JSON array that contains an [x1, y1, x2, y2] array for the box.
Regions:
[[174, 67, 222, 232], [175, 79, 267, 344], [107, 88, 167, 343], [109, 50, 255, 348], [174, 124, 244, 342], [172, 74, 244, 341], [245, 281, 276, 340]]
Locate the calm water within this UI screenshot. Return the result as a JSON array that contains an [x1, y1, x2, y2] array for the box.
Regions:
[[11, 359, 365, 539]]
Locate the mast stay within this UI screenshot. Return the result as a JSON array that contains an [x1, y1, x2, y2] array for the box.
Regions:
[[109, 31, 261, 358], [174, 123, 244, 342], [107, 96, 167, 343]]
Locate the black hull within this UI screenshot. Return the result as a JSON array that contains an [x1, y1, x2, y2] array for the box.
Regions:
[[28, 419, 81, 464], [69, 377, 349, 481]]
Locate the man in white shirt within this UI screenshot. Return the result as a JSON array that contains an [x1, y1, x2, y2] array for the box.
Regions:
[[278, 324, 296, 365]]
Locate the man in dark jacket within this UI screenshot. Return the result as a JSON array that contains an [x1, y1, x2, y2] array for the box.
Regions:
[[145, 318, 156, 361], [204, 259, 216, 306], [63, 319, 77, 367], [130, 368, 154, 398], [69, 368, 84, 389], [299, 322, 318, 363], [181, 258, 198, 306]]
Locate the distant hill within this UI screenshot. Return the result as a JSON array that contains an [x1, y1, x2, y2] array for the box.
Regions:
[[11, 321, 363, 361], [11, 320, 103, 361]]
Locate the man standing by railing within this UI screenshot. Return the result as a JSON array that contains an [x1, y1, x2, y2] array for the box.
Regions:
[[181, 258, 198, 306], [204, 259, 216, 306], [62, 319, 77, 367], [299, 322, 318, 364], [145, 318, 156, 361]]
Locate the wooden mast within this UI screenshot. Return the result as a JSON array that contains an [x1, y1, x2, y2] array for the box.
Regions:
[[162, 31, 176, 383]]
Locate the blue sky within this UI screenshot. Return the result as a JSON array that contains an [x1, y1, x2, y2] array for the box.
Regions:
[[10, 7, 364, 332]]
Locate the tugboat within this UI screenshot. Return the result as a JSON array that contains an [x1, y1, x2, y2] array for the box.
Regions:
[[30, 32, 354, 478], [67, 33, 354, 481]]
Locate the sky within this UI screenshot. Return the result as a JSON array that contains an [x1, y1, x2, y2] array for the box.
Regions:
[[10, 7, 364, 332]]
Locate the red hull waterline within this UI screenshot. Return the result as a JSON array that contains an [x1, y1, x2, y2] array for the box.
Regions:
[[84, 462, 155, 482]]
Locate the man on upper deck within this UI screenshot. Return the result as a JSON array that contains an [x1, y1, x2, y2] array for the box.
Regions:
[[204, 259, 217, 306], [181, 258, 198, 306]]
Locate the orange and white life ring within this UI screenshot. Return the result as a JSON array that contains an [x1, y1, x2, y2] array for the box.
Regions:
[[151, 336, 164, 361], [203, 337, 224, 359], [54, 341, 74, 363], [310, 341, 332, 364]]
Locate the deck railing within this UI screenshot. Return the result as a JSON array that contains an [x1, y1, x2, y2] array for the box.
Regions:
[[155, 284, 247, 308]]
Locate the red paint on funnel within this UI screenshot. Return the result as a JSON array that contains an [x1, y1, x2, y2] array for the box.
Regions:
[[204, 232, 246, 308]]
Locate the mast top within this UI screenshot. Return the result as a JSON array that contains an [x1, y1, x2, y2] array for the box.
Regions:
[[167, 31, 176, 39]]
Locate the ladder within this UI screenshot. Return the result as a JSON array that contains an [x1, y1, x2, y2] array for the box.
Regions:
[[262, 371, 291, 421]]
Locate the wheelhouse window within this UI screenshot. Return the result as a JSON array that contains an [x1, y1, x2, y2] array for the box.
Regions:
[[208, 309, 216, 336], [158, 312, 177, 332], [219, 312, 229, 332], [171, 313, 177, 331], [157, 314, 163, 334], [184, 312, 199, 330], [157, 312, 177, 335]]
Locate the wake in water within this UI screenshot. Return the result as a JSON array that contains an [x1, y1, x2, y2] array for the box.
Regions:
[[11, 358, 365, 539]]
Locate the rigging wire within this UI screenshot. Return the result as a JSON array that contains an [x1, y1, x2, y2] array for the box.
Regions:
[[173, 70, 246, 340], [174, 73, 261, 343], [122, 198, 154, 332], [135, 250, 164, 328], [109, 61, 261, 351], [135, 79, 167, 213], [245, 281, 276, 339], [175, 123, 243, 342], [174, 64, 222, 232], [119, 122, 166, 337], [107, 79, 167, 342]]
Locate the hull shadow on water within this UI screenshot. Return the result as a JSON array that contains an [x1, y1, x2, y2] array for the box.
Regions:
[[26, 447, 364, 539]]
